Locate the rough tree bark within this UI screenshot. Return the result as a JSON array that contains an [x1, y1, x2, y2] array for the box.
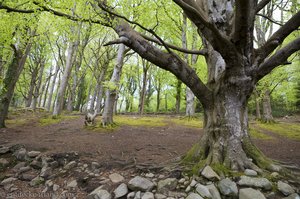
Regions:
[[138, 59, 149, 115], [262, 89, 274, 122], [102, 44, 125, 126], [31, 59, 45, 110], [254, 88, 261, 120]]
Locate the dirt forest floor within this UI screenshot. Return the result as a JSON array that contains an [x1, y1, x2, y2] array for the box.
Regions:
[[1, 112, 300, 168]]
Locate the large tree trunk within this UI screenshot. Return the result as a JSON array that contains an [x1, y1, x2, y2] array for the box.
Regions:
[[262, 89, 274, 122], [102, 44, 125, 126], [138, 59, 148, 115], [0, 41, 32, 127], [53, 40, 77, 116], [254, 88, 261, 120], [175, 80, 182, 114]]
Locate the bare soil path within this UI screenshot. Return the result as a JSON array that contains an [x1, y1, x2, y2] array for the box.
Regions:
[[1, 114, 300, 169]]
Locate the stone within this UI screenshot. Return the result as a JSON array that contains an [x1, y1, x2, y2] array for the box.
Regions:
[[91, 161, 100, 170], [238, 176, 272, 190], [195, 184, 211, 198], [114, 183, 128, 198], [28, 151, 41, 158], [53, 184, 60, 192], [217, 178, 238, 196], [128, 176, 155, 191], [178, 178, 185, 184], [157, 178, 178, 194], [127, 192, 136, 199], [109, 173, 125, 183], [200, 166, 220, 181], [0, 146, 9, 154], [239, 188, 266, 199], [186, 193, 203, 199], [0, 177, 17, 185], [168, 192, 187, 198], [206, 184, 221, 199], [145, 173, 155, 178], [40, 166, 52, 178], [270, 172, 279, 178], [282, 193, 300, 199], [87, 186, 112, 199], [185, 185, 191, 192], [30, 176, 44, 187], [155, 193, 167, 199], [12, 162, 26, 171], [190, 179, 197, 187], [134, 191, 141, 199], [0, 158, 9, 167], [13, 148, 27, 161], [30, 160, 42, 169], [244, 169, 258, 176], [19, 173, 36, 181], [64, 161, 77, 170], [67, 180, 77, 189], [142, 192, 154, 199], [19, 166, 31, 173], [278, 181, 295, 196]]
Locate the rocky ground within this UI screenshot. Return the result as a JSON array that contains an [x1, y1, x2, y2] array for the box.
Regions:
[[0, 144, 299, 199]]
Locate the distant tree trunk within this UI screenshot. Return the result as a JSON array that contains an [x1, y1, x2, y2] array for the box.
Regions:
[[46, 65, 59, 111], [31, 59, 45, 110], [156, 81, 161, 112], [42, 71, 52, 108], [175, 80, 182, 114], [75, 76, 86, 111], [138, 59, 149, 115], [53, 40, 78, 116], [89, 85, 98, 111], [0, 38, 32, 128], [254, 88, 261, 120], [102, 44, 125, 126], [95, 75, 106, 113], [164, 93, 168, 111], [26, 66, 38, 107], [262, 89, 274, 122]]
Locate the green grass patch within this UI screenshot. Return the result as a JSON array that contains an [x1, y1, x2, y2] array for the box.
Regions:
[[39, 115, 79, 126], [257, 122, 300, 141], [249, 128, 273, 140], [6, 118, 28, 127], [170, 117, 203, 128], [114, 115, 167, 127]]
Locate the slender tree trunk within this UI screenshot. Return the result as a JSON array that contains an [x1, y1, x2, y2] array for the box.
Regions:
[[164, 93, 168, 111], [95, 67, 108, 113], [0, 41, 32, 128], [102, 44, 125, 126], [254, 89, 261, 120], [31, 59, 45, 110], [46, 65, 59, 111], [26, 67, 38, 107], [138, 60, 148, 115], [262, 89, 274, 122], [53, 41, 77, 116], [175, 80, 182, 114], [156, 82, 161, 112], [42, 72, 51, 108]]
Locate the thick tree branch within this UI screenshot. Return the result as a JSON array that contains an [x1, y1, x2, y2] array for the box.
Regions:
[[257, 37, 300, 80], [232, 0, 256, 51], [256, 0, 271, 13], [114, 22, 212, 108], [256, 11, 300, 63]]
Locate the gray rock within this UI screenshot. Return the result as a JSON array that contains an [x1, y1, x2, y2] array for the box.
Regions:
[[239, 188, 266, 199], [134, 191, 141, 199], [13, 148, 27, 161], [114, 183, 128, 198], [53, 184, 60, 192], [190, 179, 197, 187], [157, 178, 177, 194], [142, 192, 154, 199], [28, 151, 41, 158], [12, 162, 26, 171], [145, 173, 155, 178], [238, 176, 272, 190], [109, 173, 125, 183], [201, 166, 220, 181], [0, 146, 9, 154], [64, 161, 77, 170], [244, 169, 258, 176], [127, 192, 136, 199], [270, 172, 280, 178], [167, 192, 187, 198], [155, 193, 167, 199], [128, 176, 155, 191], [1, 177, 17, 185], [91, 161, 100, 170], [19, 173, 36, 181], [282, 193, 300, 199], [30, 160, 42, 169], [87, 186, 112, 199], [19, 166, 31, 173], [67, 180, 77, 189], [186, 193, 203, 199], [278, 181, 295, 196], [195, 184, 211, 198], [30, 176, 44, 187], [185, 185, 191, 192], [0, 158, 9, 167], [206, 184, 221, 199], [217, 178, 238, 196], [40, 166, 52, 178]]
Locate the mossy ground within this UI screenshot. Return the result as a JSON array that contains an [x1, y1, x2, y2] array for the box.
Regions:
[[249, 128, 274, 140], [256, 122, 300, 141], [170, 116, 203, 128], [39, 115, 80, 126]]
